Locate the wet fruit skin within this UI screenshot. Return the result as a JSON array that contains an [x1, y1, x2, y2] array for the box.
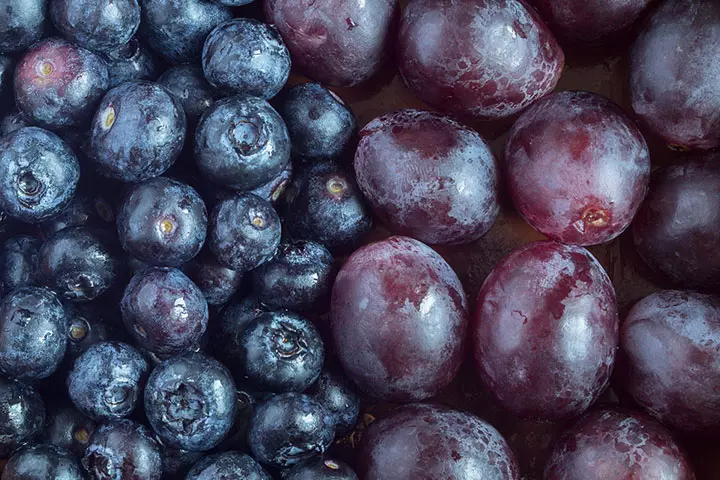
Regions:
[[186, 451, 271, 480], [619, 290, 720, 435], [282, 457, 358, 480], [121, 267, 209, 356], [0, 235, 40, 295], [355, 109, 500, 245], [117, 177, 208, 267], [3, 444, 84, 480], [182, 249, 243, 306], [144, 352, 237, 451], [264, 0, 398, 87], [631, 0, 720, 150], [0, 0, 46, 54], [82, 419, 162, 480], [43, 406, 97, 458], [202, 18, 291, 99], [0, 127, 80, 224], [544, 408, 695, 480], [0, 287, 68, 381], [101, 38, 159, 88], [14, 38, 110, 129], [633, 156, 720, 290], [0, 377, 45, 457], [158, 65, 219, 126], [89, 81, 187, 183], [505, 91, 651, 246], [358, 404, 520, 480], [331, 236, 468, 402], [397, 0, 564, 121], [473, 241, 619, 421]]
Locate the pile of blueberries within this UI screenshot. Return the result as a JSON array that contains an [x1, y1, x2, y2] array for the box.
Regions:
[[1, 0, 719, 478]]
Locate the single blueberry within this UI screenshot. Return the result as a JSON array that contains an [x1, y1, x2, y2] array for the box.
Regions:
[[51, 0, 140, 53], [0, 0, 46, 54], [182, 249, 244, 306], [3, 444, 84, 480], [0, 235, 41, 295], [211, 295, 265, 375], [158, 65, 219, 126], [0, 376, 45, 457], [43, 406, 97, 458], [282, 457, 359, 480], [308, 370, 360, 436], [101, 38, 160, 88], [186, 451, 271, 479]]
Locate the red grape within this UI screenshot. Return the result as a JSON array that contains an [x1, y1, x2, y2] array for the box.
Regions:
[[505, 91, 650, 246], [330, 236, 467, 402], [358, 404, 520, 480], [473, 241, 618, 421], [397, 0, 564, 121], [619, 290, 720, 435], [545, 408, 695, 480], [354, 109, 499, 245], [264, 0, 398, 87], [630, 0, 720, 150]]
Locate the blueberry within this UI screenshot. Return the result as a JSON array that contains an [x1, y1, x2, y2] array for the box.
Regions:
[[202, 19, 291, 99], [144, 352, 237, 451], [251, 161, 293, 206], [117, 177, 207, 267], [0, 55, 14, 98], [3, 444, 84, 480], [278, 83, 356, 161], [187, 451, 271, 479], [101, 38, 160, 88], [248, 393, 335, 468], [182, 249, 244, 306], [67, 342, 149, 421], [160, 446, 204, 479], [209, 193, 281, 271], [253, 240, 333, 312], [211, 295, 265, 374], [41, 193, 115, 237], [282, 458, 359, 480], [121, 267, 208, 356], [37, 227, 123, 302], [82, 419, 162, 480], [0, 0, 46, 54], [43, 406, 97, 458], [284, 161, 372, 250], [140, 0, 231, 64], [0, 109, 31, 138], [63, 302, 125, 359], [0, 127, 80, 223], [14, 38, 110, 128], [51, 0, 140, 53], [0, 287, 67, 380], [209, 0, 253, 6], [308, 370, 360, 436], [89, 81, 186, 183], [195, 96, 290, 191], [0, 376, 45, 457], [158, 65, 219, 126], [0, 235, 41, 295]]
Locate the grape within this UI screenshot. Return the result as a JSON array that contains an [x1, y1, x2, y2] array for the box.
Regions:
[[619, 290, 720, 435], [505, 91, 650, 246], [630, 0, 720, 150], [330, 236, 467, 402], [354, 109, 499, 245], [397, 0, 564, 121], [473, 241, 618, 421]]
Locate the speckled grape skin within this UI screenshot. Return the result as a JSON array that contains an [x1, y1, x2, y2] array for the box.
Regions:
[[14, 38, 109, 128], [4, 444, 84, 480], [0, 377, 45, 457], [101, 38, 159, 88], [51, 0, 140, 53], [505, 91, 650, 246], [331, 236, 468, 402], [355, 110, 500, 245], [633, 157, 720, 290], [0, 235, 40, 295], [89, 81, 186, 183], [186, 451, 271, 480], [158, 65, 218, 125], [0, 287, 68, 381], [264, 0, 398, 87], [358, 404, 520, 480], [140, 0, 231, 64], [397, 0, 564, 121], [0, 0, 46, 54], [631, 0, 720, 150], [282, 458, 358, 480], [120, 267, 208, 356], [545, 408, 695, 480], [473, 241, 618, 421], [0, 127, 80, 223], [144, 352, 237, 451], [619, 290, 720, 435]]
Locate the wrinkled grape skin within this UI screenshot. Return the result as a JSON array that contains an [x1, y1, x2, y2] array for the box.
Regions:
[[619, 290, 720, 435], [355, 109, 499, 245], [545, 408, 695, 480], [505, 91, 650, 246], [632, 156, 720, 290], [264, 0, 398, 87], [358, 404, 520, 480], [331, 236, 467, 402], [630, 0, 720, 150], [473, 241, 618, 421], [397, 0, 564, 121]]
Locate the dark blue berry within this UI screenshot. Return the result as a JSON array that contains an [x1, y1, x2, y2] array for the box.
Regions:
[[282, 458, 359, 480], [211, 295, 265, 374], [0, 109, 31, 138], [251, 161, 293, 206], [63, 302, 125, 359], [4, 444, 84, 480], [0, 235, 40, 295], [308, 370, 360, 436], [0, 127, 80, 223], [161, 446, 204, 479], [144, 352, 237, 451], [187, 451, 271, 479], [158, 65, 219, 126], [51, 0, 140, 53], [41, 193, 115, 237], [0, 376, 45, 456], [195, 96, 290, 191], [182, 249, 243, 305], [43, 406, 97, 458], [101, 38, 160, 88], [0, 0, 46, 54]]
